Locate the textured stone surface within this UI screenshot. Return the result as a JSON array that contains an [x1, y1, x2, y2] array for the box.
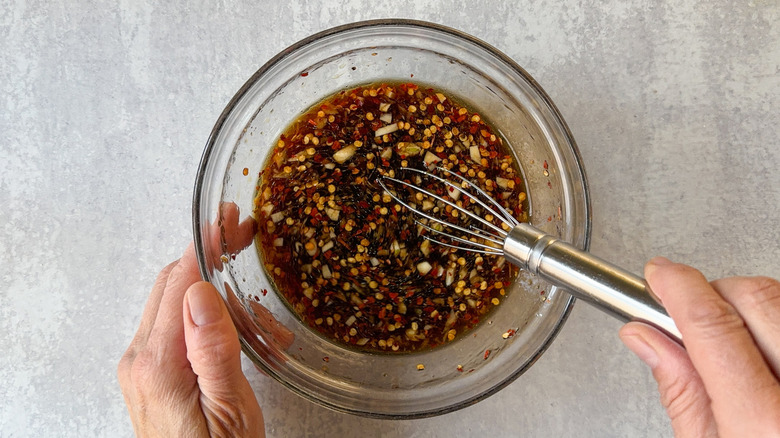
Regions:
[[1, 1, 777, 436]]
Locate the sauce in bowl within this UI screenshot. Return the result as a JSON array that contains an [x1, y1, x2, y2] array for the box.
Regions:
[[253, 82, 527, 353]]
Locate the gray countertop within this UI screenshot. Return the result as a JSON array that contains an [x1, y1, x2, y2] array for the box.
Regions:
[[1, 1, 778, 436]]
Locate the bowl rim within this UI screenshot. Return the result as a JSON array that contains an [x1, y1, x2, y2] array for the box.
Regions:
[[192, 18, 592, 418]]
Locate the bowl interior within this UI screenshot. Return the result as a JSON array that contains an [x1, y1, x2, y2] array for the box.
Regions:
[[194, 20, 589, 418]]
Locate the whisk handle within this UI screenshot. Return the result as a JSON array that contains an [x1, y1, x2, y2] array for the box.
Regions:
[[504, 224, 682, 343]]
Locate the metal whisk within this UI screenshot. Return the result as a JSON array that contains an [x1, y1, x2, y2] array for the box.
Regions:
[[378, 167, 682, 343]]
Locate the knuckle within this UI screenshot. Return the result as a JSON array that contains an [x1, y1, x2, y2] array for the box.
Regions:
[[684, 297, 745, 336], [128, 349, 160, 393], [151, 260, 178, 291], [740, 276, 780, 309], [188, 333, 240, 369], [658, 371, 704, 421], [117, 350, 135, 386]]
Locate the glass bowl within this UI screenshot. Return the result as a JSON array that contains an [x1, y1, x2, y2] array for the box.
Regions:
[[193, 19, 590, 418]]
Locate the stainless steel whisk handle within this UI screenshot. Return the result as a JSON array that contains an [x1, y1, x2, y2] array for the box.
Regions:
[[503, 224, 682, 344]]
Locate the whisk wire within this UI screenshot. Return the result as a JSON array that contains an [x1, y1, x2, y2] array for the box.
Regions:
[[380, 172, 508, 238], [416, 221, 504, 255], [376, 178, 505, 246], [431, 167, 521, 228]]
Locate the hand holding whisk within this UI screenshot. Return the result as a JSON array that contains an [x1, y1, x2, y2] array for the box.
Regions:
[[378, 167, 682, 343]]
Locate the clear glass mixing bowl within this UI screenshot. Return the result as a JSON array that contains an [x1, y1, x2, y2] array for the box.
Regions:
[[193, 19, 590, 418]]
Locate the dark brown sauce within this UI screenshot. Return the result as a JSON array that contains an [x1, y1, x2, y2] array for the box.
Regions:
[[253, 82, 527, 353]]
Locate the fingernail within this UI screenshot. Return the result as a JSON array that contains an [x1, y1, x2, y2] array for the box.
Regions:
[[648, 256, 674, 266], [621, 332, 660, 369], [188, 285, 223, 326]]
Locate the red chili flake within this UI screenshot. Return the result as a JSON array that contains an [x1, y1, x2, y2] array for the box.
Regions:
[[543, 160, 548, 170], [484, 349, 491, 360], [261, 288, 268, 296], [322, 356, 329, 362], [301, 72, 309, 77], [457, 364, 464, 372]]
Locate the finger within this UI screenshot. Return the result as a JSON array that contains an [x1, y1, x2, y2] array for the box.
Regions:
[[646, 258, 780, 435], [620, 322, 717, 438], [227, 216, 257, 254], [183, 282, 263, 416], [710, 276, 780, 378], [133, 260, 179, 347], [210, 203, 257, 270], [220, 202, 257, 254], [147, 243, 202, 364], [119, 260, 178, 388]]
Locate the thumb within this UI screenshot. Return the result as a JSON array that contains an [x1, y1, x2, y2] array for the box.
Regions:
[[183, 282, 256, 400], [619, 322, 718, 438]]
